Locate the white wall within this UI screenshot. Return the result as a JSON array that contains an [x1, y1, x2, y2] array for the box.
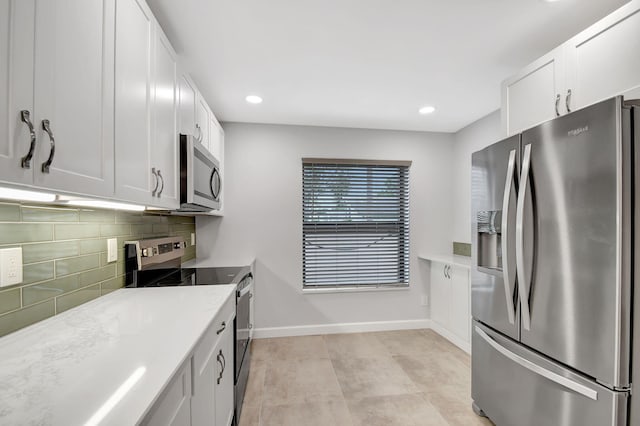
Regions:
[[450, 111, 501, 243], [196, 123, 454, 332]]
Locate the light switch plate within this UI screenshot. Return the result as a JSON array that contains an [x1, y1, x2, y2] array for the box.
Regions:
[[191, 233, 196, 246], [421, 295, 428, 306], [0, 247, 23, 287], [107, 238, 118, 263]]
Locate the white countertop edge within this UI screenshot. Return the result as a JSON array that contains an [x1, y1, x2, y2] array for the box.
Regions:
[[418, 254, 472, 269], [182, 257, 256, 269]]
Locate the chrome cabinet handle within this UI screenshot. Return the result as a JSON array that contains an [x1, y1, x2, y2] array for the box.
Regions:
[[216, 350, 226, 384], [157, 170, 164, 197], [501, 149, 517, 325], [516, 144, 532, 330], [554, 94, 561, 116], [565, 89, 572, 113], [443, 265, 447, 279], [195, 123, 202, 142], [41, 119, 55, 173], [475, 326, 597, 400], [20, 110, 37, 169], [216, 321, 226, 335], [447, 265, 451, 279], [151, 168, 159, 196]]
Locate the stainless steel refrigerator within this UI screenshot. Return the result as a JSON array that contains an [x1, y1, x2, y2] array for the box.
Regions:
[[470, 96, 640, 426]]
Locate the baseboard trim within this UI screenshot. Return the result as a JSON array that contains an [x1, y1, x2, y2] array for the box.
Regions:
[[429, 321, 471, 354], [254, 318, 471, 354], [253, 319, 432, 339]]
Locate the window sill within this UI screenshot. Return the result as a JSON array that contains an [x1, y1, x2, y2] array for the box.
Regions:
[[302, 285, 410, 295]]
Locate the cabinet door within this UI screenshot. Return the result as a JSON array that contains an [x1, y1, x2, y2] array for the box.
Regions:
[[143, 358, 192, 426], [196, 95, 210, 150], [151, 27, 179, 209], [179, 74, 197, 136], [215, 311, 235, 426], [33, 0, 115, 196], [450, 266, 470, 343], [501, 48, 565, 136], [565, 2, 640, 112], [191, 333, 217, 425], [209, 114, 223, 161], [114, 0, 154, 204], [429, 262, 450, 329], [0, 0, 35, 185]]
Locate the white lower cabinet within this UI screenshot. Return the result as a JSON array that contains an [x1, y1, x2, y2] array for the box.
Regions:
[[429, 261, 470, 352], [146, 295, 235, 426], [214, 310, 235, 426], [143, 358, 193, 426]]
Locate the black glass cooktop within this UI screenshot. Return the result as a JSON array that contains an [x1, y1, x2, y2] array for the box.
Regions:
[[127, 266, 247, 288]]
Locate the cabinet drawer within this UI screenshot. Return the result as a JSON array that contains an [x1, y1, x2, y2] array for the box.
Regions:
[[192, 295, 235, 376]]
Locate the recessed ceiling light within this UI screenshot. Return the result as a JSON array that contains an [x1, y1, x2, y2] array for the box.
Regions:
[[418, 105, 436, 115], [246, 95, 263, 104]]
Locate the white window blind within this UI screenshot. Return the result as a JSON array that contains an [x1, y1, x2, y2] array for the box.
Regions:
[[302, 159, 410, 289]]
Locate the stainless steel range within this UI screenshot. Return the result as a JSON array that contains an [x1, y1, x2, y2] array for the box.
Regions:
[[124, 236, 254, 426]]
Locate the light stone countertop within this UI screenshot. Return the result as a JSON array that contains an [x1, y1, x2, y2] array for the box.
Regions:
[[0, 285, 236, 426], [418, 254, 472, 269]]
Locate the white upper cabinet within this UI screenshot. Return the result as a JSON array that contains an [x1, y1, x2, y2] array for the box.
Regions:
[[565, 1, 640, 112], [151, 28, 179, 209], [503, 0, 640, 136], [502, 48, 565, 136], [115, 0, 178, 209], [115, 0, 154, 205], [32, 0, 115, 196], [196, 94, 210, 151], [209, 113, 224, 162], [0, 0, 36, 185], [178, 74, 197, 137]]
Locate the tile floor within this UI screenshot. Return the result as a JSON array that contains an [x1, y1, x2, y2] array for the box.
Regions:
[[238, 329, 494, 426]]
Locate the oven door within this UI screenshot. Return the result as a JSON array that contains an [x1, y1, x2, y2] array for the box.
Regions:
[[235, 281, 252, 378], [180, 134, 221, 211]]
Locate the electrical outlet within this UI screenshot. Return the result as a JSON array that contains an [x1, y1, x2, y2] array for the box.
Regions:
[[0, 247, 23, 287], [107, 238, 118, 263], [421, 295, 429, 306], [191, 233, 196, 246]]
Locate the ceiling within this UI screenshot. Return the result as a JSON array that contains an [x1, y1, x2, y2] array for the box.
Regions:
[[147, 0, 628, 133]]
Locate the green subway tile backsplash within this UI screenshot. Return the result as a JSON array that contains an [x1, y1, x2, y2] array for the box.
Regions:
[[0, 202, 195, 337], [453, 241, 472, 257], [56, 284, 101, 313], [0, 300, 55, 337]]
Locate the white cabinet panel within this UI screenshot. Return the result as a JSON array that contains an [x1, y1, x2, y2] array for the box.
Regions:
[[0, 0, 35, 185], [143, 358, 192, 426], [566, 2, 640, 111], [115, 0, 154, 204], [209, 115, 223, 161], [196, 95, 210, 150], [430, 262, 450, 329], [33, 0, 115, 196], [179, 75, 197, 137], [501, 48, 565, 136], [214, 310, 235, 426], [450, 266, 470, 343], [151, 28, 179, 209]]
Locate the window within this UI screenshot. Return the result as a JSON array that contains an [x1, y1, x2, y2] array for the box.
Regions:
[[302, 159, 410, 289]]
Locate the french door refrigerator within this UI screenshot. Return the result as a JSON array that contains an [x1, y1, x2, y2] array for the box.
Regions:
[[470, 96, 639, 426]]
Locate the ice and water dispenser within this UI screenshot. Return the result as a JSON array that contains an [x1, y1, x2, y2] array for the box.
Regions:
[[476, 210, 502, 271]]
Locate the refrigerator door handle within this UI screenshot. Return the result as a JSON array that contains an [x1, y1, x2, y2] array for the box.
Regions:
[[475, 326, 598, 401], [501, 149, 517, 325], [516, 143, 532, 330]]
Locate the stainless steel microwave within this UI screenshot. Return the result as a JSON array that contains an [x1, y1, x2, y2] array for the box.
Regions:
[[179, 134, 221, 212]]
